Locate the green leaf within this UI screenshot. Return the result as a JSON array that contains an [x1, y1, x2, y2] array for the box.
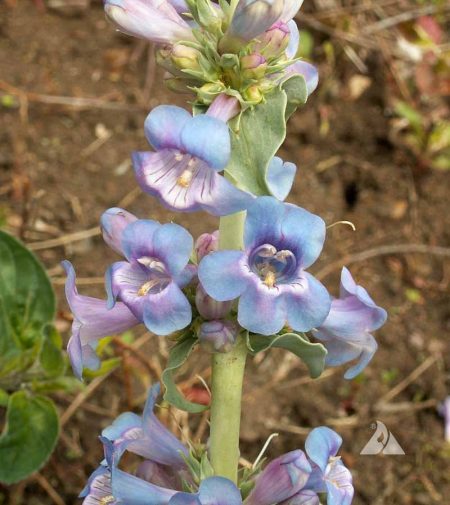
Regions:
[[0, 389, 8, 407], [394, 101, 424, 137], [31, 376, 83, 394], [40, 325, 65, 378], [226, 88, 288, 196], [281, 74, 308, 119], [0, 391, 59, 484], [0, 231, 55, 357], [162, 337, 208, 413], [247, 332, 327, 378]]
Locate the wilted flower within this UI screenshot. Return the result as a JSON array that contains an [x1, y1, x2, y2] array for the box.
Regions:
[[199, 197, 331, 336], [105, 214, 196, 335], [63, 260, 139, 380], [312, 267, 387, 379], [104, 0, 195, 45], [133, 105, 253, 216]]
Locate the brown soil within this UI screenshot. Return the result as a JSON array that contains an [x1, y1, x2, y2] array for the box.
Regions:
[[1, 2, 449, 504]]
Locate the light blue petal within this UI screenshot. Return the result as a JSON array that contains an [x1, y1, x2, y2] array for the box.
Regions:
[[180, 115, 230, 170], [238, 279, 286, 336], [343, 334, 378, 379], [266, 156, 297, 201], [169, 493, 202, 505], [141, 384, 189, 467], [174, 264, 197, 288], [281, 204, 326, 269], [102, 412, 142, 442], [145, 105, 191, 151], [244, 196, 285, 250], [143, 282, 192, 335], [198, 477, 243, 505], [198, 251, 248, 301], [305, 427, 342, 473], [284, 272, 331, 332], [121, 220, 161, 263], [152, 223, 193, 277], [286, 19, 299, 58], [286, 61, 319, 96]]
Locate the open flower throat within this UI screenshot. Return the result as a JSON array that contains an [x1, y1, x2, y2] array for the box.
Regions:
[[136, 256, 171, 296], [250, 243, 297, 287]]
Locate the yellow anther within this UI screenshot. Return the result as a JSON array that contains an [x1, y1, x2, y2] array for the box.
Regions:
[[175, 153, 184, 161], [100, 497, 115, 505], [138, 280, 159, 296], [177, 169, 193, 188], [263, 271, 276, 288]]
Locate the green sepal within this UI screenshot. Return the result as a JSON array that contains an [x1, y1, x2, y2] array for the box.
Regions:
[[162, 336, 208, 413], [247, 332, 327, 378], [280, 73, 308, 119], [0, 391, 59, 484]]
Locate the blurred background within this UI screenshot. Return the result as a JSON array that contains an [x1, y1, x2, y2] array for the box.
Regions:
[[0, 0, 449, 503]]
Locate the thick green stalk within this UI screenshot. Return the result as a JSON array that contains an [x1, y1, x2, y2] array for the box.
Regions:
[[209, 209, 247, 483]]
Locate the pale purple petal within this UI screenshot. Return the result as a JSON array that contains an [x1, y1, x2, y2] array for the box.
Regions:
[[207, 94, 241, 123], [286, 19, 299, 58], [197, 477, 243, 505], [280, 489, 320, 505], [101, 207, 138, 255], [120, 220, 161, 263], [281, 0, 304, 22], [325, 462, 354, 505], [133, 151, 253, 216], [246, 450, 311, 505], [229, 0, 284, 41], [104, 0, 194, 45]]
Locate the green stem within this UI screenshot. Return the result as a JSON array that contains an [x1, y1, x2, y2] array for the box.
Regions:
[[209, 209, 247, 483]]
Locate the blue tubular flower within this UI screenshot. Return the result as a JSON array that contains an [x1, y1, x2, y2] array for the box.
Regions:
[[106, 218, 195, 335], [133, 105, 253, 216], [63, 261, 139, 380], [304, 428, 353, 505], [98, 436, 243, 505], [104, 0, 195, 45], [312, 267, 387, 379], [102, 384, 188, 469], [245, 450, 312, 505], [198, 197, 331, 336]]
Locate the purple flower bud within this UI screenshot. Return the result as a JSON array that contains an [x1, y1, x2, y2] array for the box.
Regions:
[[196, 284, 233, 320], [198, 320, 239, 353], [101, 207, 137, 255], [195, 231, 219, 262], [246, 450, 312, 505], [104, 0, 195, 45], [229, 0, 284, 41], [438, 396, 450, 442], [241, 53, 268, 80], [254, 21, 290, 57], [136, 460, 182, 489], [207, 94, 241, 123]]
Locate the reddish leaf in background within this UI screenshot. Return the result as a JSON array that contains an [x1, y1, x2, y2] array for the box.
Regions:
[[183, 386, 211, 406], [417, 16, 443, 44]]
